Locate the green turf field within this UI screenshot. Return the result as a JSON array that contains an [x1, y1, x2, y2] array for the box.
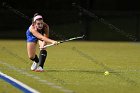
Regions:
[[0, 40, 140, 93]]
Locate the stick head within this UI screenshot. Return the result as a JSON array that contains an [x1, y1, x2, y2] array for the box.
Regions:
[[76, 35, 85, 40], [78, 35, 85, 39], [81, 35, 85, 38]]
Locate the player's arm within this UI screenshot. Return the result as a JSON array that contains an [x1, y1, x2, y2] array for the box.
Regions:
[[30, 26, 56, 44]]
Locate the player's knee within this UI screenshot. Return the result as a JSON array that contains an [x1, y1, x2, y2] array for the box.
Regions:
[[41, 50, 47, 53], [40, 50, 47, 56]]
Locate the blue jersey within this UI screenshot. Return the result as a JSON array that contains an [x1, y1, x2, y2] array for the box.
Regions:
[[26, 27, 45, 42]]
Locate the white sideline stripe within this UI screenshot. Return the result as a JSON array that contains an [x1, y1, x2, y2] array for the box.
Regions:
[[0, 61, 74, 93], [0, 71, 40, 93]]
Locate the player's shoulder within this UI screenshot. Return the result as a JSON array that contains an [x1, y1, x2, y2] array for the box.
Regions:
[[29, 24, 36, 32], [29, 25, 33, 30]]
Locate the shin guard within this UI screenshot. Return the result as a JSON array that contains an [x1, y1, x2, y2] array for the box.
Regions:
[[39, 50, 47, 68]]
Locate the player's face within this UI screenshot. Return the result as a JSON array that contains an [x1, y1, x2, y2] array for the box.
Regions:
[[35, 20, 43, 30]]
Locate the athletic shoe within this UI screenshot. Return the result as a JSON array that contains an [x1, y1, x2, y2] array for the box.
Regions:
[[35, 66, 44, 72], [31, 62, 38, 71]]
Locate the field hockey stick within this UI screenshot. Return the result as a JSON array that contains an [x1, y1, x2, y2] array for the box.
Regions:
[[43, 35, 85, 48]]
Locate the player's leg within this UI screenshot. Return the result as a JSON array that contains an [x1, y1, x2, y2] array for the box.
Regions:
[[35, 40, 47, 72], [27, 42, 39, 70]]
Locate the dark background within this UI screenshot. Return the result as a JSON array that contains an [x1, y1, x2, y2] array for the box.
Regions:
[[0, 0, 140, 41]]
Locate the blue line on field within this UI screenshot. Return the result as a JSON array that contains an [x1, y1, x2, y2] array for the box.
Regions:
[[0, 74, 32, 93]]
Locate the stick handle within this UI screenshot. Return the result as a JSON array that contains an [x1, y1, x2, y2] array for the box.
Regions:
[[44, 43, 55, 48], [42, 35, 84, 48], [43, 42, 62, 48]]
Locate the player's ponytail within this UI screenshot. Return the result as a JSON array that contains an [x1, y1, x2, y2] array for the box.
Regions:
[[34, 13, 39, 17]]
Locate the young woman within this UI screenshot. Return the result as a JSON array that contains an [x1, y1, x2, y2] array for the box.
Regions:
[[26, 13, 57, 72]]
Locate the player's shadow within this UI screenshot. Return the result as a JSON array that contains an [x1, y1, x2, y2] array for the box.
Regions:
[[46, 69, 118, 74]]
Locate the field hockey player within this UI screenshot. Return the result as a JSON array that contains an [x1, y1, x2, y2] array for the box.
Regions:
[[26, 13, 58, 72]]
